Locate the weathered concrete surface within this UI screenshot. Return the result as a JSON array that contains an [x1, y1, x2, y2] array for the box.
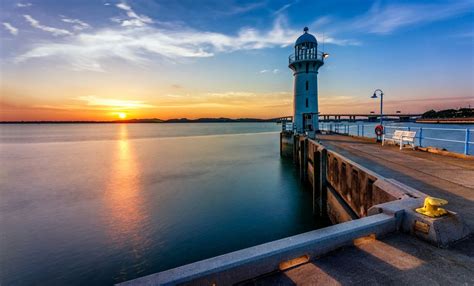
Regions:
[[316, 134, 474, 231], [246, 233, 474, 285], [118, 214, 398, 286]]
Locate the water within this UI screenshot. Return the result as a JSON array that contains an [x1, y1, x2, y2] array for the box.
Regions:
[[320, 121, 474, 154], [0, 123, 318, 285]]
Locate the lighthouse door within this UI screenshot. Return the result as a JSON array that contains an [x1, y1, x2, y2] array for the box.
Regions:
[[303, 113, 313, 132]]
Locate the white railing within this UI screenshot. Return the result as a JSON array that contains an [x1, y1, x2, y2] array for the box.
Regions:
[[289, 52, 325, 64], [282, 122, 294, 132], [319, 123, 473, 155]]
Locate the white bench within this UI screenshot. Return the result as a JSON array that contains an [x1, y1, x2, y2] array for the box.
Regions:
[[382, 130, 416, 150]]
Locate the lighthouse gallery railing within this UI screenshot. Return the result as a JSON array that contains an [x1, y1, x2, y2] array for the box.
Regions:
[[289, 51, 325, 64]]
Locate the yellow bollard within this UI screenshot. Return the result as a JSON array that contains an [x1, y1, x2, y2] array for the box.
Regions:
[[416, 196, 448, 218]]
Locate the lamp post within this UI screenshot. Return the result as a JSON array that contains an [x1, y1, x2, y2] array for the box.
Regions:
[[371, 89, 384, 126]]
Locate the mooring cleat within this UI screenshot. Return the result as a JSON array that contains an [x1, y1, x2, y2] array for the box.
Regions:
[[416, 196, 448, 218]]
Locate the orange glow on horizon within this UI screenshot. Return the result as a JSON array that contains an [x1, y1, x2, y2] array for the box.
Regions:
[[1, 83, 473, 121]]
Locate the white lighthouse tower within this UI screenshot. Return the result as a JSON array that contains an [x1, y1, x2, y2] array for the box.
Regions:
[[289, 27, 326, 139]]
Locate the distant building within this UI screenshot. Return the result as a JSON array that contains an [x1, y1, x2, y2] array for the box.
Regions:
[[288, 27, 327, 138]]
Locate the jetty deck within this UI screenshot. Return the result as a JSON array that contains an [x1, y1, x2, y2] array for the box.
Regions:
[[317, 134, 474, 228], [252, 134, 474, 285], [248, 232, 474, 285]]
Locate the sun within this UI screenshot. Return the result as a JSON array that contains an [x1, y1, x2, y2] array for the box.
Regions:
[[118, 112, 127, 119]]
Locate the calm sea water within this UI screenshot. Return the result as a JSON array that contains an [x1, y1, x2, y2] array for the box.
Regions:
[[0, 123, 317, 285]]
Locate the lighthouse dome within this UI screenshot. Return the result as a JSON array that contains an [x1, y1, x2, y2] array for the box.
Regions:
[[295, 27, 317, 46]]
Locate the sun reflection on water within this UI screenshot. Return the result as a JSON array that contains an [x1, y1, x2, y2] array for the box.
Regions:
[[105, 124, 150, 281]]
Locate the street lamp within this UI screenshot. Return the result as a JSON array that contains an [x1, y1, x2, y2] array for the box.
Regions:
[[371, 89, 384, 126]]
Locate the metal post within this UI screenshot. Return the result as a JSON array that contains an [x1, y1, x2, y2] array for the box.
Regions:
[[357, 124, 360, 136], [361, 124, 364, 137], [380, 93, 383, 126], [418, 128, 423, 147], [465, 129, 470, 155]]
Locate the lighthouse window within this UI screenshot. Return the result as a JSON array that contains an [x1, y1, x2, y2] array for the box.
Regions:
[[305, 98, 309, 108], [306, 81, 309, 90]]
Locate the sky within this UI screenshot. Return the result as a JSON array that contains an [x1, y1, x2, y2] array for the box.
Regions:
[[0, 0, 473, 121]]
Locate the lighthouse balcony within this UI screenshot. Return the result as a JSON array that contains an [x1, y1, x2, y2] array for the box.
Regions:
[[289, 51, 326, 64]]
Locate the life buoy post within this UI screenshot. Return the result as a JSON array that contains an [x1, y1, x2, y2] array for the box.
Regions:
[[375, 125, 384, 142]]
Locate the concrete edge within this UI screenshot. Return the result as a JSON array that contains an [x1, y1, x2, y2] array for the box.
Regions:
[[417, 146, 474, 160], [368, 198, 471, 247], [307, 138, 384, 180], [118, 214, 398, 286]]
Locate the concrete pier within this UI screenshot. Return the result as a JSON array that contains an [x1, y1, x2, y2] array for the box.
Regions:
[[316, 134, 474, 228], [120, 133, 473, 286], [250, 133, 473, 285]]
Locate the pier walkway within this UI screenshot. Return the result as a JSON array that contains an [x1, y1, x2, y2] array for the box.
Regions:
[[252, 134, 474, 285], [247, 232, 474, 285], [317, 134, 474, 229]]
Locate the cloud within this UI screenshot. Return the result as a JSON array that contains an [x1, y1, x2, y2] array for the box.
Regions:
[[223, 1, 266, 15], [23, 15, 72, 36], [206, 91, 257, 98], [274, 1, 298, 15], [15, 4, 355, 72], [352, 1, 474, 35], [61, 17, 91, 31], [76, 96, 155, 109], [260, 69, 280, 74], [16, 2, 32, 8], [115, 2, 153, 27], [2, 22, 18, 35]]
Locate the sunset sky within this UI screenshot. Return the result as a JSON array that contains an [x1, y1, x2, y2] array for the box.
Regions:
[[1, 0, 473, 121]]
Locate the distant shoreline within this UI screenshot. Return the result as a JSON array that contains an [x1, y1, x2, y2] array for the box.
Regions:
[[416, 118, 474, 124], [0, 118, 278, 124]]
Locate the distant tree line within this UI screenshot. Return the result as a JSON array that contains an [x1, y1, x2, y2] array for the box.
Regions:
[[422, 108, 474, 119]]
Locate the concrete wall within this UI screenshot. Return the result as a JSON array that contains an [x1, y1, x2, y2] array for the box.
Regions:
[[119, 214, 398, 286], [283, 134, 426, 224], [280, 132, 294, 157]]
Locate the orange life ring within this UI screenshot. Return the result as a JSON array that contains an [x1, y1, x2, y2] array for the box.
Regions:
[[375, 125, 384, 136]]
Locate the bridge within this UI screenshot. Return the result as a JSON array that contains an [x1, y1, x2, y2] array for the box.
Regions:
[[276, 114, 423, 123], [320, 113, 422, 122]]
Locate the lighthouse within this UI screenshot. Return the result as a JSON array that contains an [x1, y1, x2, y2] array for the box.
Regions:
[[288, 27, 327, 139]]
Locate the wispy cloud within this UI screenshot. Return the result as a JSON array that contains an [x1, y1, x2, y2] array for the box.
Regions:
[[274, 1, 298, 15], [16, 2, 32, 8], [351, 1, 474, 35], [223, 1, 266, 15], [115, 2, 153, 27], [76, 96, 155, 109], [14, 4, 355, 71], [23, 15, 72, 36], [61, 17, 90, 31], [2, 22, 18, 35], [260, 69, 279, 74]]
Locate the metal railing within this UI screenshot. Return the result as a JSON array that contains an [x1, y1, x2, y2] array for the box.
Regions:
[[319, 123, 473, 155], [282, 122, 294, 132], [289, 51, 325, 64]]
